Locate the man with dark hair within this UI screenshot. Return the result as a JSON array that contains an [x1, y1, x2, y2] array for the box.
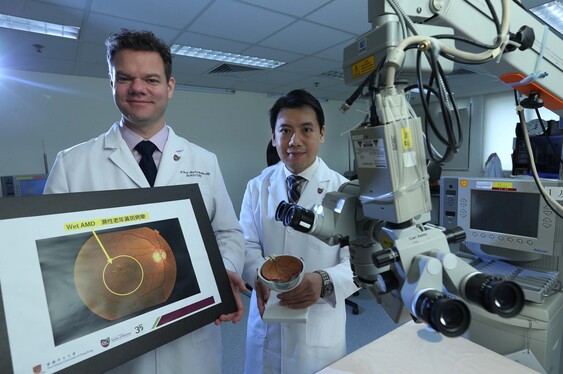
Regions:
[[44, 29, 246, 374], [240, 89, 358, 373]]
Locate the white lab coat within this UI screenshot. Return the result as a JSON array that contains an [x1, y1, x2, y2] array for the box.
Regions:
[[240, 158, 358, 374], [44, 121, 245, 374]]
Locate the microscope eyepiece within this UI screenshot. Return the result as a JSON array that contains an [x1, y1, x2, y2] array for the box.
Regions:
[[414, 290, 471, 337], [464, 273, 524, 318], [275, 201, 291, 222], [275, 201, 315, 233], [284, 205, 315, 233]]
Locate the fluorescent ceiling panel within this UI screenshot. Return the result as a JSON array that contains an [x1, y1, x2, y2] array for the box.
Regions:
[[171, 44, 285, 69], [0, 14, 80, 39], [530, 1, 563, 35]]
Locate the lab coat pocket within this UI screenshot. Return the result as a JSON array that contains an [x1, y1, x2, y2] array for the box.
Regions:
[[305, 304, 343, 348]]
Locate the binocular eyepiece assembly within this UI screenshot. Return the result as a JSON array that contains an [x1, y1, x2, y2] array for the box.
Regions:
[[275, 201, 315, 233], [464, 273, 525, 318], [414, 290, 471, 338]]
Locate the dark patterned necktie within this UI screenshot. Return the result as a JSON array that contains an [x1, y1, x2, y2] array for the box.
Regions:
[[135, 140, 158, 187], [286, 175, 306, 204]]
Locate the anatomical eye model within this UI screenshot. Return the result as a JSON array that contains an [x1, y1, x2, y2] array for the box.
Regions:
[[74, 227, 177, 320], [261, 254, 303, 283]]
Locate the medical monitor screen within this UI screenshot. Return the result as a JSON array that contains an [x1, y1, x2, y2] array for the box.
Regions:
[[470, 190, 539, 238], [19, 178, 48, 196], [1, 175, 48, 197]]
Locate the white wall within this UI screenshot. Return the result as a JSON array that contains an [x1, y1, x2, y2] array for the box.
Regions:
[[0, 69, 366, 214], [412, 95, 487, 178], [5, 69, 556, 215]]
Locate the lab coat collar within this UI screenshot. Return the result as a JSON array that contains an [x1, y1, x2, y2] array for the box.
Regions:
[[103, 122, 187, 188], [153, 127, 186, 187], [103, 122, 146, 187], [269, 158, 332, 207]]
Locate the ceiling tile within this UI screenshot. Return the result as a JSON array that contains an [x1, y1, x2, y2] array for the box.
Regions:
[[306, 0, 371, 34], [3, 55, 76, 76], [245, 70, 307, 85], [237, 0, 332, 17], [0, 2, 83, 26], [230, 79, 277, 94], [80, 13, 180, 44], [259, 20, 355, 55], [278, 56, 342, 75], [179, 74, 240, 89], [0, 1, 26, 15], [314, 38, 356, 62], [291, 75, 345, 90], [0, 0, 531, 101], [0, 29, 78, 59], [76, 41, 107, 64], [35, 0, 88, 9], [90, 0, 213, 29], [189, 0, 296, 43], [75, 61, 109, 78]]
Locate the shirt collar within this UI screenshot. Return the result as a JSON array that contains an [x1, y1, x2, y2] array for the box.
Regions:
[[283, 157, 319, 181], [119, 121, 169, 153]]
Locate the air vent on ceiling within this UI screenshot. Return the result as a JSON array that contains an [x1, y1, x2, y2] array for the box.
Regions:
[[448, 68, 479, 76], [207, 63, 265, 79], [320, 70, 344, 80]]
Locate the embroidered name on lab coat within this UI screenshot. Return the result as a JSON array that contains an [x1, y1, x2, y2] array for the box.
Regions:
[[181, 170, 211, 178]]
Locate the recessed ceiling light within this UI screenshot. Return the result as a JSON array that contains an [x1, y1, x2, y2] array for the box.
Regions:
[[0, 13, 80, 39], [530, 1, 563, 35], [171, 44, 285, 69]]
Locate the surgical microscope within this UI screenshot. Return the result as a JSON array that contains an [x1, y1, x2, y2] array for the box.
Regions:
[[276, 0, 563, 342]]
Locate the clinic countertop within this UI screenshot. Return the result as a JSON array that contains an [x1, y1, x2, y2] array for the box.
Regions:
[[317, 320, 538, 374]]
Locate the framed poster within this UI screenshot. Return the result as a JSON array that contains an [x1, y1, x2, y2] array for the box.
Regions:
[[0, 185, 236, 373]]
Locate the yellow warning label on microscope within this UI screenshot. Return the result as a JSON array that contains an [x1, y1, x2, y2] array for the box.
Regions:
[[352, 55, 375, 79]]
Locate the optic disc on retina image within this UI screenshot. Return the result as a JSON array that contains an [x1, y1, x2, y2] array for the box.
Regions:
[[74, 227, 177, 320]]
